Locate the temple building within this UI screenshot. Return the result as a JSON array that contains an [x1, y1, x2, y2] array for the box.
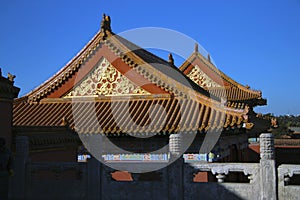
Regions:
[[4, 14, 300, 200], [11, 14, 268, 177]]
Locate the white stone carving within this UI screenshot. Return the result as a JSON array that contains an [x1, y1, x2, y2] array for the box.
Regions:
[[259, 133, 275, 160]]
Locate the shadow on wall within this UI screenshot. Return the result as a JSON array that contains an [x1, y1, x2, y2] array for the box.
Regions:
[[184, 164, 246, 200], [185, 183, 244, 200]]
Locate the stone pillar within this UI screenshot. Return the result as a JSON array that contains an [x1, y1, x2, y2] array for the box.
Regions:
[[168, 134, 183, 200], [259, 133, 277, 200], [87, 157, 101, 200], [10, 136, 29, 200], [169, 133, 182, 156]]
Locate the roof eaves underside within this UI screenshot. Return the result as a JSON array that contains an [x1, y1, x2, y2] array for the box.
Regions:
[[13, 96, 247, 135]]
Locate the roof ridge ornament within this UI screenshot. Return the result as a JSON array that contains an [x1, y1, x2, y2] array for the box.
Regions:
[[168, 53, 174, 66], [7, 72, 16, 82], [207, 54, 211, 63], [61, 116, 69, 126], [194, 43, 199, 53], [100, 13, 112, 37]]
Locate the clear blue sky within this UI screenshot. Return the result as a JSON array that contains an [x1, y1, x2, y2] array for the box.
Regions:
[[1, 0, 300, 116]]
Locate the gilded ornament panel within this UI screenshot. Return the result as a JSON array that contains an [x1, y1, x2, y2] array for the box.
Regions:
[[187, 65, 220, 88], [64, 58, 149, 97]]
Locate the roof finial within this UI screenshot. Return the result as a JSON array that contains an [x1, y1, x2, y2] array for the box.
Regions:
[[207, 54, 211, 63], [194, 43, 199, 53], [61, 116, 69, 126], [7, 72, 16, 82], [100, 13, 112, 35], [168, 53, 174, 66]]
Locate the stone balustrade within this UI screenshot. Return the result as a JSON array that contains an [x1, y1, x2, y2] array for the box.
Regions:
[[188, 162, 259, 183], [10, 133, 300, 200], [278, 164, 300, 200]]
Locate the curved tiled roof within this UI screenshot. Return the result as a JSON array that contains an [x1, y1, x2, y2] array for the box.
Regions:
[[110, 35, 211, 97], [25, 30, 105, 102], [13, 95, 248, 135], [179, 51, 266, 105]]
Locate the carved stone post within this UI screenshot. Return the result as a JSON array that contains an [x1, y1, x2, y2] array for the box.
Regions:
[[259, 133, 277, 200], [260, 133, 275, 160], [10, 136, 29, 199], [168, 133, 183, 200], [169, 133, 182, 156]]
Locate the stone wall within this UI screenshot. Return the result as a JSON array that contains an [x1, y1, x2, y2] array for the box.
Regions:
[[25, 162, 87, 200], [9, 134, 300, 200]]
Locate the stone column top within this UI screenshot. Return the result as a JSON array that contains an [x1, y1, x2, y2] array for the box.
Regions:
[[259, 133, 275, 160]]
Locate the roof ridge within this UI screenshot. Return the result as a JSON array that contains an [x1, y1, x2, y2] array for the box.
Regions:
[[194, 52, 262, 96], [180, 51, 262, 98], [106, 33, 218, 101], [21, 18, 238, 107], [25, 30, 104, 102]]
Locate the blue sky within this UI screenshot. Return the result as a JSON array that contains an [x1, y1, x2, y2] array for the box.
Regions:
[[1, 0, 300, 115]]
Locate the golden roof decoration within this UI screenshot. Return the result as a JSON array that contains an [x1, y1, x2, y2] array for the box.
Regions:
[[63, 57, 149, 97]]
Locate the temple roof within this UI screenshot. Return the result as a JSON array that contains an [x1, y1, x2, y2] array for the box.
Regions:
[[13, 14, 267, 135], [179, 47, 267, 107], [22, 23, 212, 103]]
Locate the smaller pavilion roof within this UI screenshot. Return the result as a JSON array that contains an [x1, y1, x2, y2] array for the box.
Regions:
[[179, 46, 267, 107]]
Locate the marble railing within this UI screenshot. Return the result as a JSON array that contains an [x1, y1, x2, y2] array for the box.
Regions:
[[187, 162, 259, 183], [183, 162, 261, 200], [278, 164, 300, 200]]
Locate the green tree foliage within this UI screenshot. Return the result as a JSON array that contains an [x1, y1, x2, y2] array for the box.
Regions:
[[276, 115, 300, 127], [265, 114, 300, 138]]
